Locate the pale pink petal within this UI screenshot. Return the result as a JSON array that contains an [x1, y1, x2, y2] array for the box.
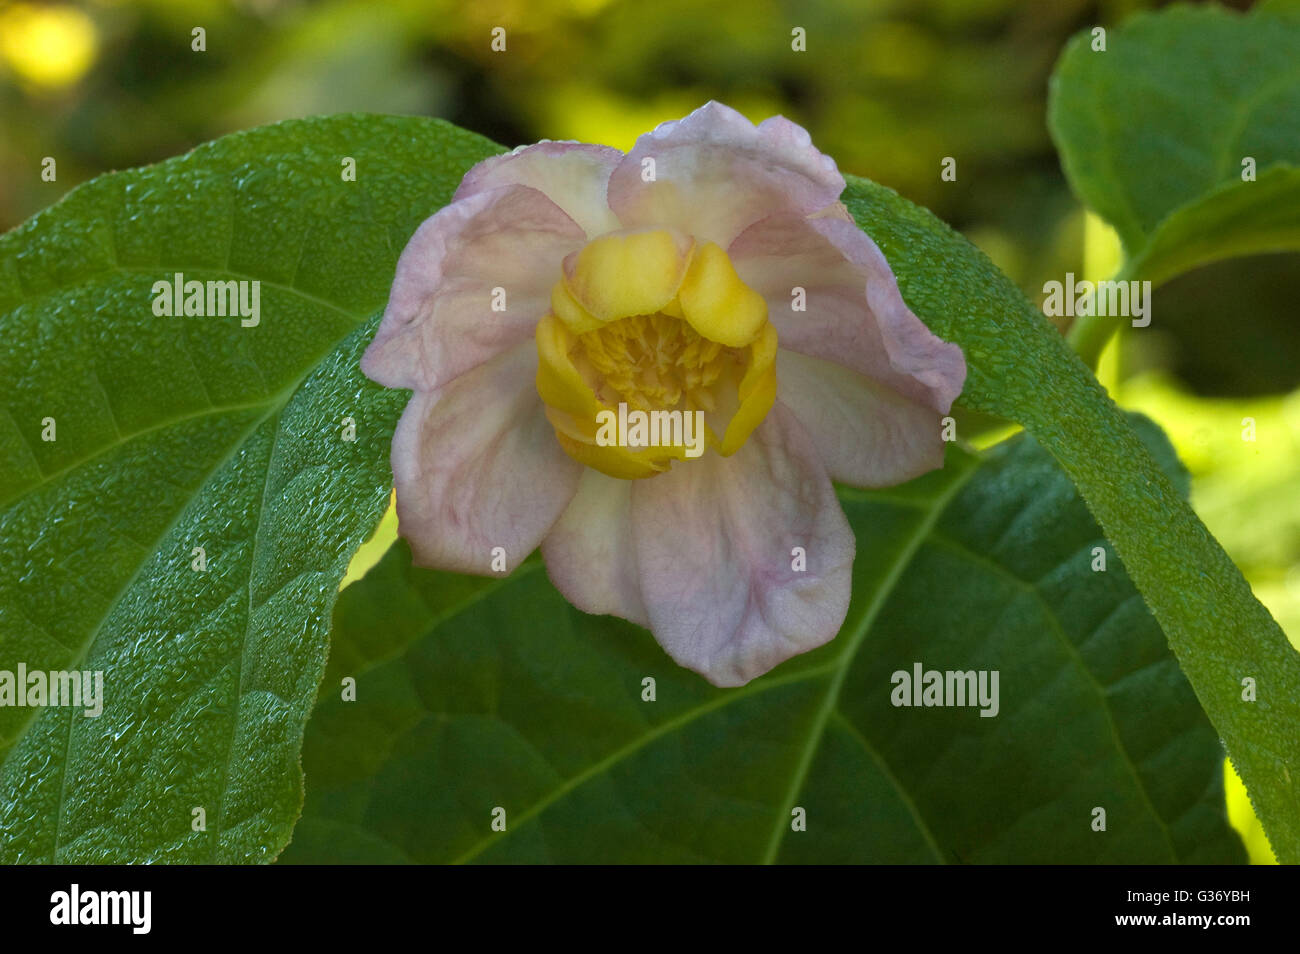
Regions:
[[361, 184, 585, 392], [542, 470, 649, 627], [607, 101, 845, 247], [630, 405, 855, 687], [776, 349, 945, 487], [455, 141, 623, 239], [729, 212, 966, 414], [391, 341, 583, 575]]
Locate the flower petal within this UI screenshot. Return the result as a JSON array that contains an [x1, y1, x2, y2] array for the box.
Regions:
[[556, 227, 694, 330], [630, 404, 854, 687], [729, 211, 966, 414], [542, 470, 649, 626], [607, 101, 845, 248], [455, 140, 623, 239], [391, 340, 583, 574], [717, 322, 778, 455], [361, 184, 586, 392], [676, 239, 768, 348], [777, 348, 945, 486]]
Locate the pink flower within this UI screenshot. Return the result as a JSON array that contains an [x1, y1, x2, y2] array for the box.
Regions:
[[361, 102, 965, 687]]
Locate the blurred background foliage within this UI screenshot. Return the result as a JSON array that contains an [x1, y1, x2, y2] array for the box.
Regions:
[[1, 0, 1290, 863]]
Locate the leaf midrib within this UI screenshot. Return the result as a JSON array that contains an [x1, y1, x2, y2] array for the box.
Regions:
[[758, 462, 976, 864], [207, 402, 287, 863]]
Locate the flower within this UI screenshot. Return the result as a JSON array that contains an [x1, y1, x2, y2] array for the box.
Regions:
[[361, 102, 966, 688]]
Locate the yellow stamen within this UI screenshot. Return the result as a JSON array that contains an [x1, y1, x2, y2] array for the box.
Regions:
[[536, 228, 776, 478]]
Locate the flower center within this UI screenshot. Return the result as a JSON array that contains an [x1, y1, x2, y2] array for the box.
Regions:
[[535, 228, 777, 480], [573, 312, 735, 415]]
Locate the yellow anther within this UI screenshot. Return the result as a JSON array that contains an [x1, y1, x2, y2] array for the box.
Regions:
[[536, 228, 777, 478]]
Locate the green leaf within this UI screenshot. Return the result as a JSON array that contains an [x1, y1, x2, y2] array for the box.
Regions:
[[282, 420, 1242, 863], [841, 172, 1300, 861], [1040, 3, 1300, 847], [1048, 4, 1300, 360], [1049, 4, 1300, 266], [1119, 167, 1300, 288], [0, 114, 499, 862]]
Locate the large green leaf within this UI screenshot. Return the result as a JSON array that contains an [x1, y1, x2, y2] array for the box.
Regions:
[[1048, 4, 1300, 359], [282, 420, 1242, 863], [840, 173, 1300, 860], [0, 115, 499, 862]]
